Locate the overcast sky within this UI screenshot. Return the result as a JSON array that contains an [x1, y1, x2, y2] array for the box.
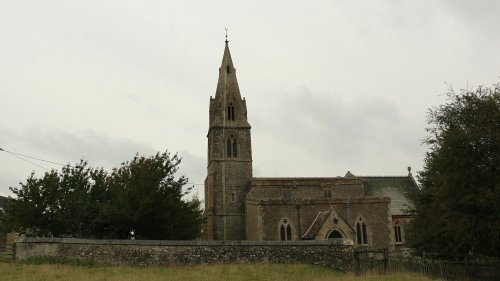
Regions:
[[1, 1, 499, 199]]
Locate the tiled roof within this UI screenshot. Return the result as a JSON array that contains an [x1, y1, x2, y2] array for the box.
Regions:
[[301, 210, 330, 240], [361, 176, 418, 215]]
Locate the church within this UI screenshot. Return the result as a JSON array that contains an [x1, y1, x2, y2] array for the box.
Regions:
[[203, 39, 417, 250]]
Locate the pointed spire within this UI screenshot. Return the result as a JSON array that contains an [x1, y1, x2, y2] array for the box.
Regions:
[[221, 41, 234, 70], [214, 36, 239, 101], [210, 36, 250, 128]]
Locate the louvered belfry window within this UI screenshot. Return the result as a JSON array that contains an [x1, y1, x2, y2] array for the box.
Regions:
[[227, 103, 235, 121]]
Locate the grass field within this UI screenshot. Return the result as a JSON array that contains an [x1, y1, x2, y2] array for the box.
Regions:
[[0, 260, 442, 281]]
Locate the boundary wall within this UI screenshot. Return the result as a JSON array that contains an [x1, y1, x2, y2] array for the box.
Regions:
[[15, 238, 354, 271]]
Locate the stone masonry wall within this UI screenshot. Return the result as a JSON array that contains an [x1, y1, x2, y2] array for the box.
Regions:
[[15, 238, 354, 271]]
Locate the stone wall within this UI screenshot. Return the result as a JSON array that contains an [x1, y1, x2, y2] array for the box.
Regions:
[[15, 238, 354, 271]]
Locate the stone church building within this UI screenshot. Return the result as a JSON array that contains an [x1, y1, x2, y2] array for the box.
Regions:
[[204, 40, 417, 250]]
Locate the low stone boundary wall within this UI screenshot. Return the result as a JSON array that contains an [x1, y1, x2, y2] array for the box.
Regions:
[[15, 238, 354, 271]]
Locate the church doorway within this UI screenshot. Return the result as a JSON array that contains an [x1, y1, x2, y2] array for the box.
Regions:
[[328, 229, 343, 239]]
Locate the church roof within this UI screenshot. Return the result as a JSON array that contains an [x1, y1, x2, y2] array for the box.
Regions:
[[361, 176, 417, 215], [301, 210, 330, 240]]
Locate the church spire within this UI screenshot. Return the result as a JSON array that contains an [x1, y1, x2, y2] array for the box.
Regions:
[[209, 38, 250, 127], [214, 36, 241, 102], [205, 37, 253, 240]]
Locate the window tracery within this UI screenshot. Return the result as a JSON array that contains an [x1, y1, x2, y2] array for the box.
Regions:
[[226, 135, 238, 158], [394, 220, 402, 243], [356, 216, 368, 245], [279, 218, 292, 241]]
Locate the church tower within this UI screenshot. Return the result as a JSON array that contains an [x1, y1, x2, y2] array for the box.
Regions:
[[204, 39, 252, 240]]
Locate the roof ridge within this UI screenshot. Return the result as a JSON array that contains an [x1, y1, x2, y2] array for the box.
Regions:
[[300, 210, 331, 239], [360, 175, 410, 178]]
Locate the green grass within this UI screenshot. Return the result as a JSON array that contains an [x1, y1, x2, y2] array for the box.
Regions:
[[0, 262, 442, 281], [0, 251, 13, 263]]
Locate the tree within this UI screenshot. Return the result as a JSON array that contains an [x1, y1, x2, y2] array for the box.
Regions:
[[6, 151, 203, 240], [100, 152, 203, 239], [6, 161, 107, 238], [409, 83, 500, 257], [0, 196, 9, 240]]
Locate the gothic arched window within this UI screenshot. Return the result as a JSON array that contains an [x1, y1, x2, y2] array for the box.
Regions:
[[356, 217, 368, 245], [227, 103, 235, 121], [394, 220, 402, 243], [226, 135, 238, 158], [279, 218, 292, 241]]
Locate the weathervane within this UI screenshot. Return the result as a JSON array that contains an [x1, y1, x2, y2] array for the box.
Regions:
[[225, 27, 228, 44]]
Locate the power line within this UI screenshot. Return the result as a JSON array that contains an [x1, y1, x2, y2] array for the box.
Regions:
[[0, 148, 67, 166], [0, 147, 68, 170], [1, 148, 248, 187], [2, 149, 49, 170]]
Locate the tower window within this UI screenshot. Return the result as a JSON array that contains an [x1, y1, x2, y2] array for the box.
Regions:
[[226, 65, 230, 74], [394, 221, 402, 243], [279, 218, 292, 241], [227, 103, 235, 121], [231, 192, 236, 202], [356, 217, 368, 245], [226, 135, 238, 158]]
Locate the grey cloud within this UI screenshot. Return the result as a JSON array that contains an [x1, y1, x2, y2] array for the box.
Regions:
[[177, 150, 206, 200], [251, 88, 425, 176], [0, 127, 207, 198], [0, 127, 157, 174]]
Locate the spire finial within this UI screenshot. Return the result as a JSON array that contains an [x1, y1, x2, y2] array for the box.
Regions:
[[225, 27, 228, 44]]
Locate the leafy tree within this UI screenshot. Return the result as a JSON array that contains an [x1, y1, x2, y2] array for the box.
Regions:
[[6, 151, 203, 240], [409, 83, 500, 257], [6, 161, 106, 238], [101, 152, 203, 239], [0, 196, 8, 239]]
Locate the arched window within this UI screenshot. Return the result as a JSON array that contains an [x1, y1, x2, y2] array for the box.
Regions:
[[279, 218, 292, 241], [226, 65, 231, 74], [227, 103, 235, 121], [328, 229, 343, 239], [394, 221, 402, 243], [226, 135, 238, 158], [356, 217, 368, 245]]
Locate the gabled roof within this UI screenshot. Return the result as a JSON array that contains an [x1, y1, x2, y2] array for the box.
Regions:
[[301, 208, 355, 240], [301, 210, 330, 240]]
